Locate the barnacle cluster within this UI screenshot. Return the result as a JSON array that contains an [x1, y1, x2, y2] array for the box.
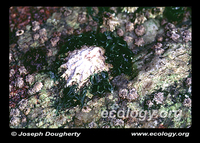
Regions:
[[9, 6, 59, 32], [165, 23, 180, 42], [152, 43, 164, 55], [119, 88, 139, 101], [9, 65, 29, 108]]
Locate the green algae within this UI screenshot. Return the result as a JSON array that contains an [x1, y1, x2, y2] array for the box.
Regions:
[[53, 71, 113, 114], [58, 31, 134, 76]]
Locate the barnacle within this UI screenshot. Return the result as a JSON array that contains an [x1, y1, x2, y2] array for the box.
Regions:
[[9, 65, 29, 108], [182, 30, 191, 43], [127, 88, 139, 101], [119, 88, 128, 99], [183, 98, 191, 107], [125, 22, 134, 32], [135, 25, 145, 36]]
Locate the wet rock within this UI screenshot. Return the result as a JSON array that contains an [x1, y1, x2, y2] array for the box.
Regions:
[[111, 74, 129, 89], [9, 6, 192, 128]]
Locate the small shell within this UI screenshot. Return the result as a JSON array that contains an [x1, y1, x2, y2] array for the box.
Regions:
[[183, 98, 191, 107], [186, 77, 192, 86], [119, 88, 128, 99], [24, 107, 31, 115], [127, 88, 139, 101], [16, 30, 24, 36], [81, 106, 91, 113]]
